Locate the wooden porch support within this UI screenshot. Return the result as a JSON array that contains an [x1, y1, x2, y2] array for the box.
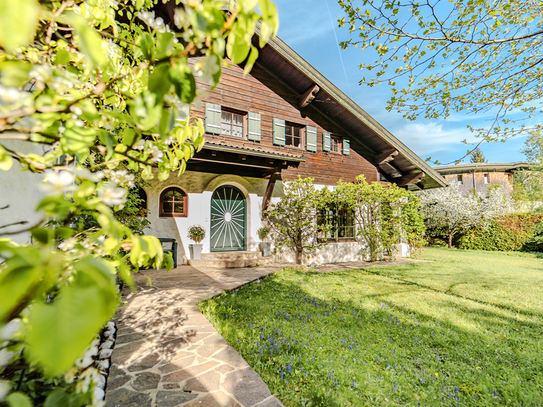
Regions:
[[379, 162, 403, 179], [375, 149, 399, 165], [262, 170, 278, 217], [298, 84, 320, 108], [396, 172, 425, 187]]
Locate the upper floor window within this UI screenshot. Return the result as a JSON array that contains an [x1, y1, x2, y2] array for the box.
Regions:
[[457, 175, 463, 185], [484, 173, 489, 184], [221, 110, 244, 137], [160, 187, 187, 217], [284, 123, 303, 148], [331, 136, 342, 153]]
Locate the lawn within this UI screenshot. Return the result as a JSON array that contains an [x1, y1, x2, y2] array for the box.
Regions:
[[199, 248, 543, 406]]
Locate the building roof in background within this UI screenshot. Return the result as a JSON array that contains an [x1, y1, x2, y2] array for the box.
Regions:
[[434, 162, 532, 175]]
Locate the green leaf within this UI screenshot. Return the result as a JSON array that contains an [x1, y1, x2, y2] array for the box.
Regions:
[[169, 65, 196, 104], [148, 63, 172, 104], [139, 33, 155, 61], [69, 14, 107, 67], [6, 392, 33, 407], [0, 0, 39, 53], [0, 61, 33, 87], [54, 49, 71, 66], [26, 257, 117, 377], [0, 145, 13, 171], [243, 46, 259, 77], [226, 30, 251, 64]]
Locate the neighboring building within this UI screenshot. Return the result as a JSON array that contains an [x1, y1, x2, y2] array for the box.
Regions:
[[141, 33, 446, 265], [434, 162, 530, 197]]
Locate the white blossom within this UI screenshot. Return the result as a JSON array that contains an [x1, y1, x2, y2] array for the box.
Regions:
[[148, 145, 164, 162], [42, 170, 76, 193], [0, 85, 33, 112], [58, 237, 77, 251], [99, 183, 127, 206], [133, 139, 146, 150]]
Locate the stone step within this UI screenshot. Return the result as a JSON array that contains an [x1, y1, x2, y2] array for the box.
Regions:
[[202, 251, 263, 260], [188, 255, 274, 269]]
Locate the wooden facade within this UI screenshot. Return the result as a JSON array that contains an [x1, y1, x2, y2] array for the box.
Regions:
[[191, 62, 378, 185]]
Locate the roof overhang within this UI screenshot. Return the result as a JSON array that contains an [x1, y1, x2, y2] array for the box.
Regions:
[[247, 28, 447, 190]]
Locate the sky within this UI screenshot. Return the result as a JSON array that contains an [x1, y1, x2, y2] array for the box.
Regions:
[[270, 0, 529, 166]]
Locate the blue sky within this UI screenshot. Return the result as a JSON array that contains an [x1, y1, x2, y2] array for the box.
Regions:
[[271, 0, 529, 165]]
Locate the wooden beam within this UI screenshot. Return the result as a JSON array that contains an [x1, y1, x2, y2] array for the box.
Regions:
[[379, 162, 402, 178], [375, 149, 398, 165], [396, 172, 425, 187], [262, 170, 278, 217], [298, 84, 320, 108]]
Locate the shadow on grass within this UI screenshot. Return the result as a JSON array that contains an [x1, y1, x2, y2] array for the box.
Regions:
[[201, 268, 543, 406]]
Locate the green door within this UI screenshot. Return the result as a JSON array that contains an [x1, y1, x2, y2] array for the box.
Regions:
[[210, 185, 246, 251]]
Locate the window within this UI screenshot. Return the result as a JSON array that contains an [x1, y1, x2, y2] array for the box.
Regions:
[[317, 207, 355, 240], [221, 110, 244, 137], [160, 187, 187, 217], [457, 175, 463, 185], [285, 123, 303, 148], [331, 136, 342, 153], [484, 173, 489, 184], [508, 173, 514, 183]]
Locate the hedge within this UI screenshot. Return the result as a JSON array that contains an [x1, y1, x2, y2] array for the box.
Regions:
[[455, 213, 543, 252]]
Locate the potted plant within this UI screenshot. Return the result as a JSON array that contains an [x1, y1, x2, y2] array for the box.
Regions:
[[187, 225, 205, 260], [257, 226, 272, 257]]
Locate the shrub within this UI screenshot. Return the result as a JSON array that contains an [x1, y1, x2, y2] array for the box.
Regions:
[[257, 226, 271, 241], [455, 213, 543, 252]]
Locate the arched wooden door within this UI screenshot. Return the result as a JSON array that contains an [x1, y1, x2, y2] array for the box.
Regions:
[[210, 185, 246, 251]]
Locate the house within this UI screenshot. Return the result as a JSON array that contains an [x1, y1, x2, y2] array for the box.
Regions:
[[434, 162, 530, 197], [140, 33, 446, 266]]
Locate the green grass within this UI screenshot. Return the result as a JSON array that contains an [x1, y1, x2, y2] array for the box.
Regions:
[[199, 248, 543, 406]]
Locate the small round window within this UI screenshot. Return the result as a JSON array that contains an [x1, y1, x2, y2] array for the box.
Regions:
[[160, 187, 187, 217]]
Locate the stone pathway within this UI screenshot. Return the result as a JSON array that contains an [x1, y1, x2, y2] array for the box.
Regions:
[[105, 258, 424, 407]]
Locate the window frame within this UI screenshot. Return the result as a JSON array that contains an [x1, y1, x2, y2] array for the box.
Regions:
[[457, 175, 463, 185], [159, 187, 188, 218], [219, 108, 246, 139], [330, 135, 342, 154], [284, 122, 304, 149], [317, 206, 356, 241], [483, 173, 490, 184]]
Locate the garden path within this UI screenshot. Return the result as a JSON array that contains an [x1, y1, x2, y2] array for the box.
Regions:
[[105, 258, 424, 407]]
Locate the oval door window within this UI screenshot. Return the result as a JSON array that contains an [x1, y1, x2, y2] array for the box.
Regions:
[[210, 185, 246, 251]]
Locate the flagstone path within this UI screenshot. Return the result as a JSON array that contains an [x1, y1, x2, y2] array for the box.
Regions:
[[105, 258, 425, 407]]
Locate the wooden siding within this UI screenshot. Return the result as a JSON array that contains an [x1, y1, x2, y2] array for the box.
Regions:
[[190, 62, 378, 185], [443, 172, 514, 196]]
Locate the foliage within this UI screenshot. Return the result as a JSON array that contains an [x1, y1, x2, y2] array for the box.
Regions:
[[0, 0, 278, 404], [456, 213, 543, 252], [522, 221, 543, 252], [338, 0, 543, 158], [257, 226, 271, 241], [187, 224, 205, 244], [266, 177, 331, 265], [419, 182, 514, 248], [200, 248, 543, 406], [335, 175, 420, 261], [401, 200, 427, 256], [469, 148, 487, 164]]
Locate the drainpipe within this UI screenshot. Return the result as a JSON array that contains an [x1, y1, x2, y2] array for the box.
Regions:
[[472, 164, 477, 196]]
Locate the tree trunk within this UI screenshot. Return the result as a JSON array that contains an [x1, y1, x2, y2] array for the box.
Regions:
[[448, 233, 453, 248], [296, 249, 303, 265]]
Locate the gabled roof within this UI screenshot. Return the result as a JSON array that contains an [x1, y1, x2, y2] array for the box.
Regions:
[[246, 28, 447, 190], [435, 162, 531, 174]]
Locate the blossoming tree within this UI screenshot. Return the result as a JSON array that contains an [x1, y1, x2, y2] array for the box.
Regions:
[[0, 0, 278, 405]]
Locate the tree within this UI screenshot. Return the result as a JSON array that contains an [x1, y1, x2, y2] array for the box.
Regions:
[[335, 175, 420, 261], [469, 148, 487, 163], [0, 0, 278, 404], [338, 0, 543, 157], [419, 182, 514, 247], [266, 177, 331, 264]]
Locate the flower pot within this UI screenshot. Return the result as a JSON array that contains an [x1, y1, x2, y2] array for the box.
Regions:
[[189, 243, 203, 260], [259, 242, 272, 257]]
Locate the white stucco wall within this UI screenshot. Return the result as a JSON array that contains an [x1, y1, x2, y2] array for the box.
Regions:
[[0, 140, 47, 244]]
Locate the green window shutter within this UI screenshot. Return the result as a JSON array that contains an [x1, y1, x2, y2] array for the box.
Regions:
[[247, 112, 261, 141], [306, 126, 317, 152], [272, 118, 285, 146], [343, 137, 350, 155], [205, 102, 221, 134], [322, 132, 331, 152]]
